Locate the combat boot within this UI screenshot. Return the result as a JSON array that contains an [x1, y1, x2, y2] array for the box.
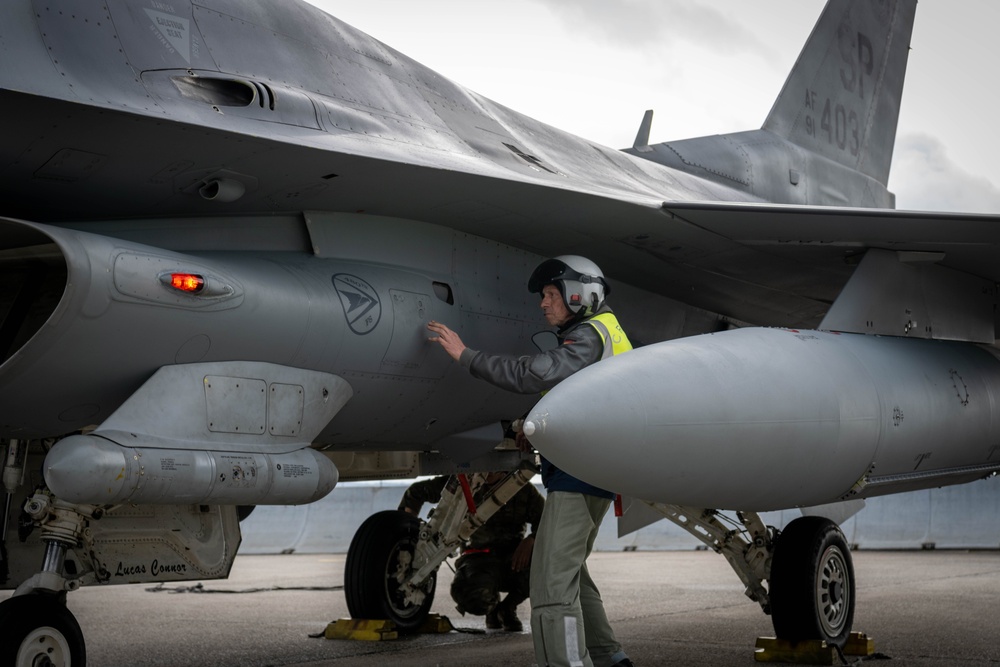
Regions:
[[485, 605, 502, 629], [496, 599, 523, 632]]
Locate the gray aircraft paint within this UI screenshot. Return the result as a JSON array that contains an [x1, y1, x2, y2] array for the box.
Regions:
[[0, 0, 998, 633], [524, 328, 1000, 510]]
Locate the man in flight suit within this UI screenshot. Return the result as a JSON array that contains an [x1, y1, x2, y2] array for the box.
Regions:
[[426, 255, 634, 667], [398, 472, 544, 631]]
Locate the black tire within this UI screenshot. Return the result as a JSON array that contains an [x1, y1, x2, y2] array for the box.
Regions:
[[769, 516, 855, 647], [0, 593, 87, 666], [344, 510, 436, 632]]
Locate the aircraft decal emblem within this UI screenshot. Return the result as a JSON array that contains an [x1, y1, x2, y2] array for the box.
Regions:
[[333, 274, 381, 335], [145, 8, 191, 65]]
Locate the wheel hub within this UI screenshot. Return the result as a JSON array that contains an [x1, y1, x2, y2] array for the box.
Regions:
[[817, 545, 850, 636], [17, 626, 70, 667], [385, 540, 433, 619], [829, 579, 843, 604]]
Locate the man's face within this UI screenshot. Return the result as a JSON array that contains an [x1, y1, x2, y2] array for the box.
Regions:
[[540, 284, 573, 327]]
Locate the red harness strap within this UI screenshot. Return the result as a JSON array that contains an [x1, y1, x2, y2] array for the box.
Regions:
[[458, 474, 477, 514]]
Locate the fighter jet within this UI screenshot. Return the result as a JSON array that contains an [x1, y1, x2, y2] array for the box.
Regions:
[[1, 0, 996, 662]]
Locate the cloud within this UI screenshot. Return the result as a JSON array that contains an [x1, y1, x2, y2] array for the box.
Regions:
[[889, 134, 1000, 213], [526, 0, 781, 63]]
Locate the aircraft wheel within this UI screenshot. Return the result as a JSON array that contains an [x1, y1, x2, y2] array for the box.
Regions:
[[769, 516, 855, 647], [344, 510, 436, 632], [0, 593, 87, 666]]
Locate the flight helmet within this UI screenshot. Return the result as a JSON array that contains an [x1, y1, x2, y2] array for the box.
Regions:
[[528, 255, 610, 316]]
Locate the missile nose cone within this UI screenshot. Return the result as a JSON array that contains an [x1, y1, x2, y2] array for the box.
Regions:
[[44, 435, 131, 503], [522, 420, 537, 437]]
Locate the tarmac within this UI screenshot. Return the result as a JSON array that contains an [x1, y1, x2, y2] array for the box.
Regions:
[[9, 548, 999, 667]]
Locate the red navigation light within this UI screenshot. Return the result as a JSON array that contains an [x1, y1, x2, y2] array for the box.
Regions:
[[169, 273, 205, 293]]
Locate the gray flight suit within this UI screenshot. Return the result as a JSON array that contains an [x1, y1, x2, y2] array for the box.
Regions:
[[458, 304, 633, 667]]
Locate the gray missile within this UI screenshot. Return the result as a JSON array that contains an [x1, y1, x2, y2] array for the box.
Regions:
[[522, 328, 1000, 511], [45, 435, 338, 505]]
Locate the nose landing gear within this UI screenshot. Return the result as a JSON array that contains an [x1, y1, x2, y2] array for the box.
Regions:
[[0, 593, 86, 667], [1, 491, 100, 666]]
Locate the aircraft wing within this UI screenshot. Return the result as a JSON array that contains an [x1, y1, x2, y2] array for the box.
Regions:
[[4, 0, 997, 340], [593, 201, 1000, 333], [17, 94, 997, 337], [399, 191, 1000, 336]]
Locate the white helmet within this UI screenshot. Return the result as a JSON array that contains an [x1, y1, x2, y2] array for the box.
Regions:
[[528, 255, 610, 316]]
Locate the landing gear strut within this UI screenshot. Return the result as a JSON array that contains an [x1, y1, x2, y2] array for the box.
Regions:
[[1, 489, 99, 666], [344, 463, 537, 631], [643, 503, 856, 646], [344, 509, 437, 632]]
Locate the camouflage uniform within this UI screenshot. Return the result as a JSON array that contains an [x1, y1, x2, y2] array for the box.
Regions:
[[398, 475, 544, 623]]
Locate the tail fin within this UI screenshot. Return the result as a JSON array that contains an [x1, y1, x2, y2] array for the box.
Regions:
[[763, 0, 916, 187]]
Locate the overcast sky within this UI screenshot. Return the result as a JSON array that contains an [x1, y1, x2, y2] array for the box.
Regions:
[[304, 0, 999, 214]]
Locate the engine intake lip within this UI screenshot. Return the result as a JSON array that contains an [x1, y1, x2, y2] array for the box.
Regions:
[[0, 218, 68, 366]]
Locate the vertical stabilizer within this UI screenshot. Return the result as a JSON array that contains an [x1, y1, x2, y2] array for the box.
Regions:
[[762, 0, 916, 186], [633, 110, 654, 152]]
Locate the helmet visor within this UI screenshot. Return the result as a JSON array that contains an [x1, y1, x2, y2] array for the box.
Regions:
[[527, 258, 610, 296], [527, 259, 570, 294]]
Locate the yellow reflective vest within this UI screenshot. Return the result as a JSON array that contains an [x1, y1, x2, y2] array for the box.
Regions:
[[585, 311, 632, 359]]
